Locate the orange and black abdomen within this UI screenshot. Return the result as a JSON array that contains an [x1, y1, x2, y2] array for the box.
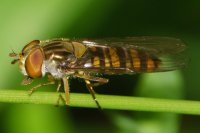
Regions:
[[89, 46, 161, 73]]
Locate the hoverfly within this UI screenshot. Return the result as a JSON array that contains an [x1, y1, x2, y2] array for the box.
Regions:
[[9, 37, 187, 108]]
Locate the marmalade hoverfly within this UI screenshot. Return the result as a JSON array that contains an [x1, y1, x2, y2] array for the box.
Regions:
[[9, 37, 187, 108]]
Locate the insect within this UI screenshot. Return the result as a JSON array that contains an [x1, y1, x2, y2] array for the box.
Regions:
[[9, 37, 187, 108]]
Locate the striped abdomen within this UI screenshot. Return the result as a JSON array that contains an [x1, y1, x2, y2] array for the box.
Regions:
[[88, 46, 161, 73]]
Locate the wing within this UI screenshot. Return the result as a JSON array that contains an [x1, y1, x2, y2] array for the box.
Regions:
[[81, 36, 186, 54], [68, 37, 188, 74]]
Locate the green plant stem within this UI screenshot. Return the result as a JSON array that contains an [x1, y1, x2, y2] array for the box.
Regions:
[[0, 89, 200, 115]]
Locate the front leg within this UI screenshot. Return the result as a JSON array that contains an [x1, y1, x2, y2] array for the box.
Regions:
[[28, 74, 55, 95]]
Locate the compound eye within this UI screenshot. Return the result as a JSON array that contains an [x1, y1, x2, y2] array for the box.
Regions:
[[25, 48, 43, 78]]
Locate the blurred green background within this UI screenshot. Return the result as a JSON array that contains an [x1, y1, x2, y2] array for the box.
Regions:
[[0, 0, 200, 133]]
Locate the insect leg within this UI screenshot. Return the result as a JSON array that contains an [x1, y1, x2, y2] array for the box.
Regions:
[[21, 76, 33, 85], [85, 79, 102, 109], [62, 77, 70, 105], [56, 79, 68, 106], [91, 81, 108, 87], [75, 73, 109, 84], [56, 80, 62, 92], [28, 74, 55, 95]]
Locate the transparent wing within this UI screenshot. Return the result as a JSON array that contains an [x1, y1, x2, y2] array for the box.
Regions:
[[81, 36, 186, 54], [70, 37, 188, 74]]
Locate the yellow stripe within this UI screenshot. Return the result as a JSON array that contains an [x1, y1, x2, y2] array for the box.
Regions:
[[147, 58, 155, 72], [109, 48, 120, 67], [102, 48, 110, 68], [133, 58, 141, 71], [93, 56, 100, 67], [90, 47, 96, 52], [105, 58, 110, 67], [123, 49, 131, 68], [130, 49, 140, 71]]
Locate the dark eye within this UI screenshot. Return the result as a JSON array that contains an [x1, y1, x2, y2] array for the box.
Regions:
[[25, 48, 44, 78]]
